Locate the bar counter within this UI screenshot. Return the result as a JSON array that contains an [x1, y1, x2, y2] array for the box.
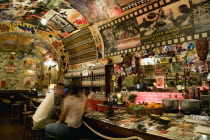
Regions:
[[83, 111, 210, 140]]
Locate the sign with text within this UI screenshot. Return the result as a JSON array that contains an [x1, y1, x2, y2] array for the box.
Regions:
[[4, 64, 17, 74]]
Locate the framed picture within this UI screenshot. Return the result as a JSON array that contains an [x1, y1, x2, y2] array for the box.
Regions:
[[156, 76, 164, 88], [50, 14, 69, 28]]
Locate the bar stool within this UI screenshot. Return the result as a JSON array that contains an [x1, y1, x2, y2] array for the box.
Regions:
[[24, 114, 34, 140], [31, 126, 45, 140], [10, 103, 21, 124], [45, 133, 57, 140], [23, 111, 35, 140]]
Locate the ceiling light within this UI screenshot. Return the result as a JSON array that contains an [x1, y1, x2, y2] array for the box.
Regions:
[[41, 18, 47, 25]]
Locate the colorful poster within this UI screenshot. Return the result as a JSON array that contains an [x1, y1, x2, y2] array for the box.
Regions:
[[22, 57, 36, 70], [100, 18, 140, 54], [66, 0, 109, 23], [136, 0, 194, 46], [3, 61, 17, 74], [192, 0, 210, 33], [156, 76, 164, 88], [23, 76, 35, 88]]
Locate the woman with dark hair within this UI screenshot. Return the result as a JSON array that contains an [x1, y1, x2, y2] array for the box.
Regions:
[[45, 81, 87, 140], [168, 81, 179, 92]]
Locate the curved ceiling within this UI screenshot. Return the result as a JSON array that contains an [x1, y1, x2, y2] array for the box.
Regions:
[[0, 0, 155, 60], [0, 31, 58, 60]]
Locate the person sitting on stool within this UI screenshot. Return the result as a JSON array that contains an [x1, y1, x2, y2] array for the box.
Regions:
[[32, 83, 65, 129], [45, 81, 88, 140]]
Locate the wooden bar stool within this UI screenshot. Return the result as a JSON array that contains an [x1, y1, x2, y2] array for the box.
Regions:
[[31, 126, 45, 140], [23, 111, 35, 140], [24, 114, 34, 140], [10, 103, 21, 124]]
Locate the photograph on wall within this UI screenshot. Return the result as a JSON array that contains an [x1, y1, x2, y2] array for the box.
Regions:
[[50, 14, 70, 29], [62, 23, 76, 33], [47, 0, 88, 28], [136, 0, 194, 46], [101, 18, 140, 54], [99, 0, 122, 17], [22, 57, 36, 70], [0, 0, 13, 9], [0, 9, 17, 20], [192, 0, 210, 33], [23, 76, 35, 88], [65, 0, 109, 23], [156, 76, 164, 88]]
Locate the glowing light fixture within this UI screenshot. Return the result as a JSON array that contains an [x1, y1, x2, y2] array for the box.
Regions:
[[44, 59, 57, 66], [41, 18, 47, 25]]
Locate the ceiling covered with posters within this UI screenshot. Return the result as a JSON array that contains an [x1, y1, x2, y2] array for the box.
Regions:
[[0, 0, 155, 60], [0, 0, 210, 65]]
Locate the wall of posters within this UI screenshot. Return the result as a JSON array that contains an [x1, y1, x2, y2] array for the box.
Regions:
[[99, 0, 210, 57], [0, 51, 40, 90], [66, 0, 109, 23]]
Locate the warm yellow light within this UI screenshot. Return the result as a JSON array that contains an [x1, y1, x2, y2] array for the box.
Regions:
[[44, 59, 57, 66], [49, 84, 56, 89], [28, 70, 33, 73]]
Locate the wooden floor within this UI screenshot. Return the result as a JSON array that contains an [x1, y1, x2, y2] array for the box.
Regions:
[[0, 104, 24, 140], [0, 103, 105, 140]]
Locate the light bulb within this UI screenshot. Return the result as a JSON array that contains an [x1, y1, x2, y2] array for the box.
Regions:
[[41, 18, 47, 25]]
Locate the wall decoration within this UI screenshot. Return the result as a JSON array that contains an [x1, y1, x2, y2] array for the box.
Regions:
[[0, 0, 13, 9], [192, 0, 210, 33], [3, 61, 17, 74], [63, 27, 97, 64], [100, 18, 140, 54], [24, 70, 36, 75], [99, 0, 122, 17], [0, 9, 17, 20], [23, 76, 35, 88], [156, 75, 164, 88], [66, 0, 109, 24], [136, 0, 194, 46], [0, 51, 40, 90], [22, 57, 36, 69], [50, 14, 70, 28], [99, 0, 210, 57], [47, 1, 88, 28], [117, 0, 151, 12]]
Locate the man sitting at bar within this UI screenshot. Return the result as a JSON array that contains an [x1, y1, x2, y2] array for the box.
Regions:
[[45, 81, 88, 140], [32, 83, 65, 129]]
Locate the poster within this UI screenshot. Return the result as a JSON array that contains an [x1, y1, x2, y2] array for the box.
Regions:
[[193, 0, 210, 33], [136, 0, 194, 46], [22, 57, 36, 69], [101, 18, 140, 54], [23, 76, 35, 88], [156, 76, 164, 88], [99, 0, 210, 57], [66, 0, 109, 23]]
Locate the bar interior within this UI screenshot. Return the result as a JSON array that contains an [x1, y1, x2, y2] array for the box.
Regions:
[[0, 0, 210, 140]]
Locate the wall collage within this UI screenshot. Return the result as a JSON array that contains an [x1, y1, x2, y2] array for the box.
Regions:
[[0, 51, 42, 90], [70, 0, 210, 70]]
